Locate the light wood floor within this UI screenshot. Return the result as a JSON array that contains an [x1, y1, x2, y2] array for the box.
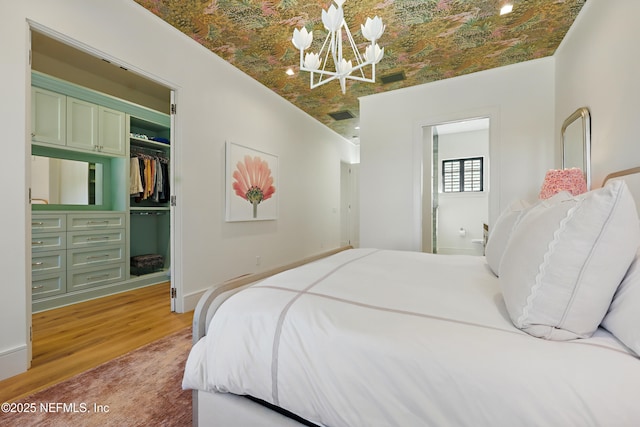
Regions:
[[0, 282, 193, 403]]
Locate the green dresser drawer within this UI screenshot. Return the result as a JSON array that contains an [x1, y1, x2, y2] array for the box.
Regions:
[[32, 272, 66, 300], [67, 229, 125, 248], [32, 232, 66, 253], [32, 250, 65, 275], [68, 245, 124, 269], [31, 214, 66, 232], [67, 213, 125, 230], [67, 263, 125, 292]]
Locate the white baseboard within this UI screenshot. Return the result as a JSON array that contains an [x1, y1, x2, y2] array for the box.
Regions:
[[183, 289, 207, 313], [0, 344, 29, 382]]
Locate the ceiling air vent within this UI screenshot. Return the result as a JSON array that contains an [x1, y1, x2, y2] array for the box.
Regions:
[[328, 110, 355, 121], [380, 71, 406, 84]]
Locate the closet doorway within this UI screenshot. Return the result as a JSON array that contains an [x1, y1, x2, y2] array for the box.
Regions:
[[29, 28, 179, 315], [340, 162, 360, 248], [422, 118, 489, 255]]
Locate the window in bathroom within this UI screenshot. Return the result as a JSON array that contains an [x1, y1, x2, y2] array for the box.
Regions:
[[442, 157, 483, 193]]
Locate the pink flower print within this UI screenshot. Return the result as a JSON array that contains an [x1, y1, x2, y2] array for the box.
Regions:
[[232, 155, 276, 218]]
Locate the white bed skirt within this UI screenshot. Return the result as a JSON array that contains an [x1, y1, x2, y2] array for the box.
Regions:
[[195, 390, 309, 427]]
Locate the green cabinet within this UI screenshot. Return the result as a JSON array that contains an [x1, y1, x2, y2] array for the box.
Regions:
[[31, 87, 66, 146], [33, 88, 126, 156], [99, 106, 126, 155], [66, 97, 98, 152]]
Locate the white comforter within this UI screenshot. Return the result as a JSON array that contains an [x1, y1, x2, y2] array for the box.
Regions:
[[183, 248, 640, 426]]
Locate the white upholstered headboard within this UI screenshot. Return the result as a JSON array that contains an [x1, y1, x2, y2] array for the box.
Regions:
[[602, 167, 640, 215]]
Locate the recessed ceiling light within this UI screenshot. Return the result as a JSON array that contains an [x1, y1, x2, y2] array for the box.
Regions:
[[500, 4, 513, 15], [355, 126, 360, 130], [285, 68, 295, 76]]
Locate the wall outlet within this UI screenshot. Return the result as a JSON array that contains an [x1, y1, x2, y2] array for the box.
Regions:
[[256, 256, 261, 266]]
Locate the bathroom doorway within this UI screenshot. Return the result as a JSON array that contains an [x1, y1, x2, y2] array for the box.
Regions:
[[423, 118, 489, 255]]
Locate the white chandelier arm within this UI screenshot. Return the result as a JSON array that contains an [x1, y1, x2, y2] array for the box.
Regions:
[[344, 26, 368, 78], [337, 20, 345, 66], [342, 74, 375, 83], [306, 70, 375, 84], [319, 32, 331, 64], [321, 34, 333, 75], [330, 29, 340, 71], [347, 61, 371, 75], [310, 74, 339, 90]]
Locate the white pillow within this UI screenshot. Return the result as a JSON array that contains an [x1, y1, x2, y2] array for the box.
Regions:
[[602, 249, 640, 356], [500, 180, 639, 340], [485, 192, 571, 276], [485, 199, 530, 276]]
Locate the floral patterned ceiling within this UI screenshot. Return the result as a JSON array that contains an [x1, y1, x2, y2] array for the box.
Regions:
[[133, 0, 586, 142]]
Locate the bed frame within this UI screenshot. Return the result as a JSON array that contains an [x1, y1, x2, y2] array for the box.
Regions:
[[191, 246, 352, 427]]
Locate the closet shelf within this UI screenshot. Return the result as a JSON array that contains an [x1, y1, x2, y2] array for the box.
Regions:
[[130, 136, 170, 150]]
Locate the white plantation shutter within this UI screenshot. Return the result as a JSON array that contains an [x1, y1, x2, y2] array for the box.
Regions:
[[442, 157, 483, 193]]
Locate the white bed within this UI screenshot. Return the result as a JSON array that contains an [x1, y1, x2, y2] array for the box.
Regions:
[[183, 171, 640, 427]]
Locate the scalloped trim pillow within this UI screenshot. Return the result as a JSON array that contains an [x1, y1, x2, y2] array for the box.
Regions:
[[499, 179, 639, 340], [602, 250, 640, 356], [485, 193, 572, 276]]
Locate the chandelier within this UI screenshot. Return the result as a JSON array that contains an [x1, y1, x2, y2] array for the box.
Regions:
[[291, 0, 385, 94]]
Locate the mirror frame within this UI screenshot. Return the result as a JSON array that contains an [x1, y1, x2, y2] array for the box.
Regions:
[[561, 107, 591, 190]]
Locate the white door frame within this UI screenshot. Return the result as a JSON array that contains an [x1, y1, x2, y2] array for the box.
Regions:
[[413, 107, 500, 253]]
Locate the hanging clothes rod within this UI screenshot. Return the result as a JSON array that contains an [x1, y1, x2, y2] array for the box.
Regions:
[[131, 145, 168, 155], [130, 148, 168, 162], [130, 210, 168, 215]]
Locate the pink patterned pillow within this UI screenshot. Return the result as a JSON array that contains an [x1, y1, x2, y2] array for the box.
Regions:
[[538, 168, 587, 199]]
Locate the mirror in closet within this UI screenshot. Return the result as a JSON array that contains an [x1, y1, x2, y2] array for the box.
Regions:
[[31, 155, 103, 205]]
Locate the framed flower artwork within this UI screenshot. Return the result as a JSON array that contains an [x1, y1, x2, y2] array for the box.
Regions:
[[225, 141, 278, 221]]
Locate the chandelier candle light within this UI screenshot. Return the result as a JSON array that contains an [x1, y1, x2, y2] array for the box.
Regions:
[[292, 0, 385, 94]]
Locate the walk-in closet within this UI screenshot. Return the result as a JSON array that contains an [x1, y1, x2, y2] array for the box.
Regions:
[[30, 31, 175, 312]]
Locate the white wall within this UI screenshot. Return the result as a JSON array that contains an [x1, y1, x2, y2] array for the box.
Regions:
[[359, 58, 555, 250], [0, 0, 353, 381], [555, 0, 640, 188], [0, 0, 31, 380]]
